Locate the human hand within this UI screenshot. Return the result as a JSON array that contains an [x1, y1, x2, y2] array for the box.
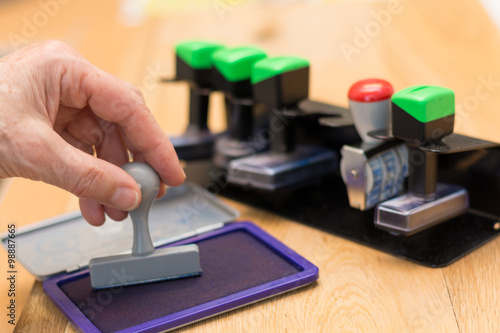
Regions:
[[0, 41, 185, 226]]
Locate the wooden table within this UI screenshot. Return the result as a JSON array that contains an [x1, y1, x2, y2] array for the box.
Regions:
[[1, 0, 499, 332]]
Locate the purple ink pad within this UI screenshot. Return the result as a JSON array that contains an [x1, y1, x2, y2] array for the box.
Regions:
[[43, 222, 319, 332]]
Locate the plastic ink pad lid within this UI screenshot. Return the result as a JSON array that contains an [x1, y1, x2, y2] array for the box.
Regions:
[[0, 183, 239, 280]]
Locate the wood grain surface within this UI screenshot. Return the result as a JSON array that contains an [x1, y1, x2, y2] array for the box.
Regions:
[[0, 0, 499, 332]]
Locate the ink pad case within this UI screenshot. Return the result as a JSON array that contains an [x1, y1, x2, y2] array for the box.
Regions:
[[1, 183, 319, 332], [44, 222, 318, 332]]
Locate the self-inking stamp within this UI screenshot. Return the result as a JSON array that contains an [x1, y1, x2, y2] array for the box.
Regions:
[[163, 41, 225, 160], [348, 79, 394, 144], [341, 79, 409, 210], [155, 42, 500, 267], [211, 46, 268, 168], [89, 162, 202, 289], [370, 86, 468, 235], [228, 56, 338, 190]]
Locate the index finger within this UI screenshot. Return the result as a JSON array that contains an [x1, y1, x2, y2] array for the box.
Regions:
[[58, 59, 186, 187]]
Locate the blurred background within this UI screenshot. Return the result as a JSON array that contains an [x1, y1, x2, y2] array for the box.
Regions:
[[1, 0, 500, 332], [2, 0, 500, 139]]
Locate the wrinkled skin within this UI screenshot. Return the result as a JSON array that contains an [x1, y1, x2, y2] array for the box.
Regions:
[[0, 41, 185, 226]]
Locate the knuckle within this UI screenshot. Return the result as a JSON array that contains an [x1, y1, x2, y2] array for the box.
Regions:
[[133, 91, 147, 110], [40, 40, 76, 55], [131, 85, 143, 97], [39, 40, 86, 73], [70, 164, 104, 198], [129, 85, 147, 106], [98, 120, 116, 134], [126, 82, 143, 98]]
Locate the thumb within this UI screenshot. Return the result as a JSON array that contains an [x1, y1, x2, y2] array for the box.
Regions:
[[35, 129, 141, 211]]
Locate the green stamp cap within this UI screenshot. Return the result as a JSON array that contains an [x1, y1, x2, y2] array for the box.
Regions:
[[211, 46, 267, 82], [251, 56, 309, 84], [175, 40, 225, 69], [392, 85, 455, 123]]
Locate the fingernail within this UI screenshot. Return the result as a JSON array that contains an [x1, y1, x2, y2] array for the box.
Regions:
[[111, 187, 139, 211], [182, 169, 187, 179]]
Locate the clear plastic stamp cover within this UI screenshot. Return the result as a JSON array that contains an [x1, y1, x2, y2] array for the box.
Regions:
[[0, 182, 239, 280]]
